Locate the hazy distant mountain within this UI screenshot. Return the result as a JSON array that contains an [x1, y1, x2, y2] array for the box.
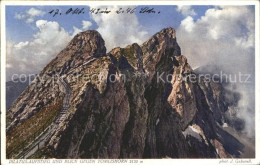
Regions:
[[6, 77, 35, 110]]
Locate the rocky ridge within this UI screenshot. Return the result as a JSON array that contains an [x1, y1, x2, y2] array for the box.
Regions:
[[7, 27, 248, 158]]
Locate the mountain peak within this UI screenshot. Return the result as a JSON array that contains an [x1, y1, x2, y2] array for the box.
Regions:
[[157, 27, 176, 39], [141, 27, 181, 83], [142, 27, 180, 57], [66, 30, 106, 58], [75, 30, 102, 39]]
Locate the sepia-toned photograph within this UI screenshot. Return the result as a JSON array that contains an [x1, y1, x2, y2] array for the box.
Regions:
[[1, 1, 259, 164]]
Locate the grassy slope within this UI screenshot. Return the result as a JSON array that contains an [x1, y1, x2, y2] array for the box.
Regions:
[[6, 98, 63, 158]]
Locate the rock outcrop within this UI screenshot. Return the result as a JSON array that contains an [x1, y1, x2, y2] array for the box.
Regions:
[[7, 27, 247, 159]]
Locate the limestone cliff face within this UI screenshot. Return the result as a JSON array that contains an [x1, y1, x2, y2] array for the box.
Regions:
[[7, 28, 245, 158]]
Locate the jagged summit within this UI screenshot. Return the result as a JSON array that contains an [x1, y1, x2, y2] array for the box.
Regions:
[[57, 30, 106, 60], [142, 27, 181, 57], [157, 27, 177, 39], [141, 27, 181, 83], [37, 30, 107, 77]]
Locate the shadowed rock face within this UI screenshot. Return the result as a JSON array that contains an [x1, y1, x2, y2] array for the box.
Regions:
[[7, 28, 247, 158]]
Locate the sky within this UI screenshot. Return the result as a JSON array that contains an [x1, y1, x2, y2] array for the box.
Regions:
[[6, 5, 255, 78], [6, 5, 215, 43], [5, 5, 256, 137]]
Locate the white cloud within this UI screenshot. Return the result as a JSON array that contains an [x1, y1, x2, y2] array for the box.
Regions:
[[177, 6, 255, 137], [15, 8, 45, 23], [82, 21, 92, 30], [14, 41, 29, 49], [72, 26, 81, 36], [180, 16, 195, 32], [6, 20, 72, 80], [176, 5, 196, 16], [27, 8, 45, 17], [36, 19, 47, 27], [177, 6, 254, 68], [91, 6, 149, 51], [71, 20, 93, 36]]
